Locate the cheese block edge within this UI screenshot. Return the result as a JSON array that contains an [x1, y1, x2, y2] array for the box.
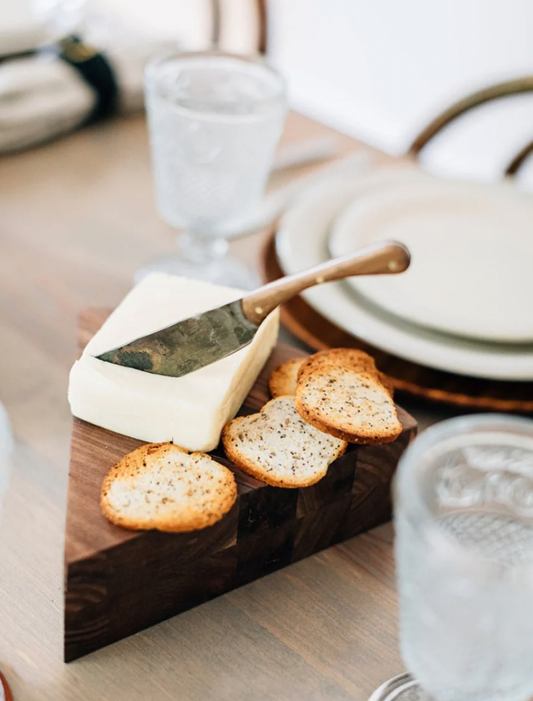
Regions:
[[68, 274, 279, 450]]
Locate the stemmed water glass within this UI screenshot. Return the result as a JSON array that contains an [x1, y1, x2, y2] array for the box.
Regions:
[[372, 415, 533, 701], [137, 50, 288, 289]]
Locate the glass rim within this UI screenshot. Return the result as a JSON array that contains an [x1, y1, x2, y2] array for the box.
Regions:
[[396, 413, 533, 524], [145, 48, 288, 106]]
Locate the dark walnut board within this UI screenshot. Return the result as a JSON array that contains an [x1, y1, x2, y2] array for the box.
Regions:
[[64, 308, 417, 663]]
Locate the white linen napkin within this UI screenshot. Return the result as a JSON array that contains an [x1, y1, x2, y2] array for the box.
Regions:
[[0, 13, 176, 154]]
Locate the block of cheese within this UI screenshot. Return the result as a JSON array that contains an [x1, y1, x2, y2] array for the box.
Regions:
[[68, 274, 279, 451]]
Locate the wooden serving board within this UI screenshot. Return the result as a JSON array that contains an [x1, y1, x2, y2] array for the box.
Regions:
[[64, 309, 417, 663]]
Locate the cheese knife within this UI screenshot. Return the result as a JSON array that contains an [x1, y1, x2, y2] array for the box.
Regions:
[[96, 240, 410, 378]]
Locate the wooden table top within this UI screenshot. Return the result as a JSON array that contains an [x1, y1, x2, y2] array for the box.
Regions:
[[0, 112, 453, 700]]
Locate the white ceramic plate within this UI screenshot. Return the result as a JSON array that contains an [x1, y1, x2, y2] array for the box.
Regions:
[[275, 169, 533, 380], [329, 179, 533, 343]]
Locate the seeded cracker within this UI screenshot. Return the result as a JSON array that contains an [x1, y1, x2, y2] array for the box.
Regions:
[[222, 396, 347, 488], [295, 348, 401, 444], [101, 443, 237, 532], [270, 351, 394, 399]]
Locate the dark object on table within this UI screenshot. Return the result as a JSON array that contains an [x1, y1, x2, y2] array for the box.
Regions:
[[0, 13, 174, 155]]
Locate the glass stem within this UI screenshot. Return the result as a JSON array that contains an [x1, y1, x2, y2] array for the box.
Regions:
[[178, 231, 228, 265]]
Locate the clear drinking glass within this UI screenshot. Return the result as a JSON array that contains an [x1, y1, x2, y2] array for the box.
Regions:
[[0, 399, 13, 700], [138, 50, 287, 288], [391, 415, 533, 701]]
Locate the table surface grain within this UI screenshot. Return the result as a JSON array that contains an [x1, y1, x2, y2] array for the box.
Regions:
[[0, 112, 455, 701]]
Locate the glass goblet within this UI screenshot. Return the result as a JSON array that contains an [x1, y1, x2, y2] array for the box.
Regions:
[[138, 50, 287, 288], [376, 415, 533, 701]]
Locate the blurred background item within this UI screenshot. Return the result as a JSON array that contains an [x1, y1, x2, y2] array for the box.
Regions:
[[4, 0, 533, 188], [0, 2, 176, 153], [267, 0, 533, 187]]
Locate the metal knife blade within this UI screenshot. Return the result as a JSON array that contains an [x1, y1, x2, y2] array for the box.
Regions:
[[96, 299, 258, 378], [95, 240, 410, 378]]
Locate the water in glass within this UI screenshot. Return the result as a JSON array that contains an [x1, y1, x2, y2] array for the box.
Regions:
[[147, 54, 286, 237], [139, 52, 286, 287], [395, 415, 533, 701]]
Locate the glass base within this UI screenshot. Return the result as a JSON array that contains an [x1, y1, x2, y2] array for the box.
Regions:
[[369, 674, 428, 701], [134, 252, 260, 290]]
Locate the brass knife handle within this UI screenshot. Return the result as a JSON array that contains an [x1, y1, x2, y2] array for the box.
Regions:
[[241, 240, 410, 325]]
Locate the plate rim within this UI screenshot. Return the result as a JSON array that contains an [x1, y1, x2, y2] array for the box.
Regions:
[[275, 173, 533, 381], [328, 178, 533, 343]]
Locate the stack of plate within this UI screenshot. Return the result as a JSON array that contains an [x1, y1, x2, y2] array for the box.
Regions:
[[274, 162, 533, 409]]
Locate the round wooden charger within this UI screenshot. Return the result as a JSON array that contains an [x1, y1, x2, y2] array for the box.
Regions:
[[0, 671, 13, 701], [260, 233, 533, 413]]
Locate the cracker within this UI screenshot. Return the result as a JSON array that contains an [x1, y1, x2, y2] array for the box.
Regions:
[[269, 358, 305, 397], [295, 349, 401, 444], [101, 442, 237, 532], [222, 396, 347, 488]]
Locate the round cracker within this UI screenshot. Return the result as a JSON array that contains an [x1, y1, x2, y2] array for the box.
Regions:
[[222, 396, 347, 488], [295, 350, 401, 444], [101, 442, 237, 532]]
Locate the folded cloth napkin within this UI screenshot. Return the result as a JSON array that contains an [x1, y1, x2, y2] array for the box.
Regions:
[[0, 12, 176, 154]]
